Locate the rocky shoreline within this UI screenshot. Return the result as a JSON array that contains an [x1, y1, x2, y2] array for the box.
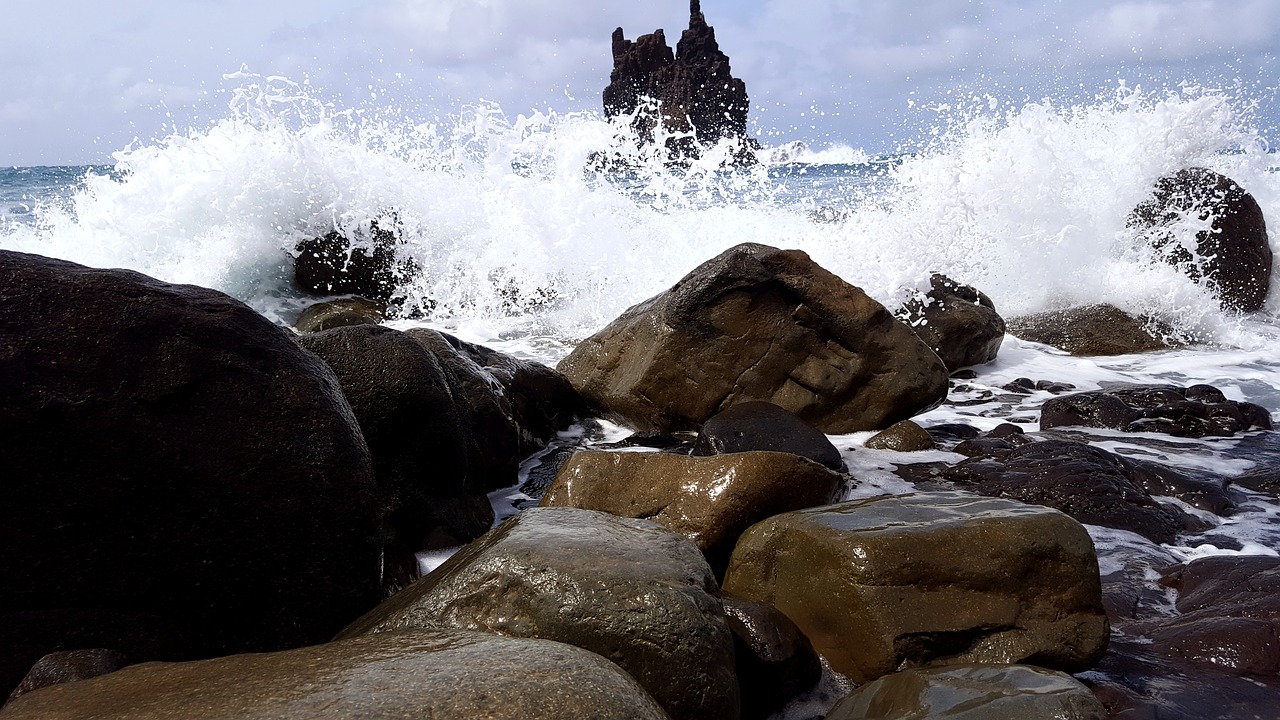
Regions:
[[2, 166, 1280, 719]]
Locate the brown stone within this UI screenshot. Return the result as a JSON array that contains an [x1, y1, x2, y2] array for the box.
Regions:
[[338, 507, 738, 720], [865, 420, 937, 452], [826, 664, 1106, 720], [541, 449, 843, 574], [557, 243, 948, 434], [721, 492, 1109, 683], [898, 273, 1005, 370], [1006, 304, 1175, 355], [0, 630, 670, 720], [294, 296, 384, 333]]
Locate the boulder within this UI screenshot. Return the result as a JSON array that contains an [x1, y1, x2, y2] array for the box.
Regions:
[[338, 507, 739, 720], [1129, 167, 1272, 312], [721, 595, 822, 720], [941, 439, 1189, 544], [897, 273, 1005, 370], [721, 492, 1109, 683], [6, 650, 129, 704], [1040, 384, 1272, 438], [558, 243, 949, 433], [294, 219, 418, 304], [604, 0, 751, 159], [296, 326, 492, 585], [1006, 304, 1175, 355], [691, 400, 844, 470], [541, 450, 844, 574], [293, 296, 384, 333], [865, 420, 937, 452], [0, 630, 671, 720], [0, 250, 382, 698], [826, 664, 1106, 720]]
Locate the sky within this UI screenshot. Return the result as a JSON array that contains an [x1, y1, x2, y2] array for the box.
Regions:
[[4, 0, 1280, 166]]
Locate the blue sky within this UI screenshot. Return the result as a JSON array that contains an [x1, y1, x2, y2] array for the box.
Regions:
[[4, 0, 1280, 165]]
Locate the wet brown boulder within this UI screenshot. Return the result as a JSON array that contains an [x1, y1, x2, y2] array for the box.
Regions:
[[540, 450, 844, 574], [558, 243, 949, 434], [691, 400, 844, 471], [941, 439, 1189, 544], [722, 492, 1109, 683], [898, 274, 1005, 370], [293, 296, 384, 333], [826, 664, 1106, 720], [1130, 167, 1272, 312], [297, 325, 492, 587], [0, 630, 671, 720], [338, 507, 738, 720], [0, 251, 382, 699], [865, 419, 937, 452], [721, 595, 822, 720], [1006, 304, 1175, 355], [1040, 384, 1272, 438]]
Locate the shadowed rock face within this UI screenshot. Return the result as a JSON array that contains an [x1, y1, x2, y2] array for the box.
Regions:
[[0, 630, 672, 720], [604, 0, 750, 157]]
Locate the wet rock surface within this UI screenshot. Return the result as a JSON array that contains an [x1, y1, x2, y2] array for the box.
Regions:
[[1006, 304, 1175, 356], [6, 650, 130, 704], [557, 243, 949, 434], [941, 439, 1192, 544], [897, 273, 1005, 370], [338, 507, 738, 720], [690, 400, 844, 470], [293, 296, 384, 333], [721, 595, 822, 720], [722, 492, 1109, 683], [826, 664, 1106, 720], [865, 419, 938, 452], [0, 630, 672, 720], [1129, 167, 1272, 312], [0, 251, 383, 698], [541, 449, 844, 574], [1040, 384, 1272, 437], [294, 219, 418, 304]]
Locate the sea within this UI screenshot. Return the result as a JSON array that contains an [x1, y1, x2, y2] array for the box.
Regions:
[[3, 73, 1280, 715]]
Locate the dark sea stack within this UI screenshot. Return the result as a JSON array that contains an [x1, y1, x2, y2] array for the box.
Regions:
[[557, 243, 949, 434], [0, 630, 672, 720], [604, 0, 751, 158], [1007, 304, 1176, 355], [340, 507, 739, 720], [0, 250, 382, 699], [296, 325, 492, 587], [897, 273, 1005, 370], [1129, 167, 1272, 312]]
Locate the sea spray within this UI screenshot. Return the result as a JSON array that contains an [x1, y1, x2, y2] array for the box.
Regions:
[[1, 73, 1277, 349]]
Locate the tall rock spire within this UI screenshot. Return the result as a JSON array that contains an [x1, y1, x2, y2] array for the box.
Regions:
[[602, 1, 751, 160]]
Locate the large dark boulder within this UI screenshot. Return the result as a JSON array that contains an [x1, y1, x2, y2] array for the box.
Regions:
[[897, 273, 1005, 370], [1129, 167, 1272, 312], [339, 507, 739, 720], [942, 438, 1189, 544], [0, 630, 672, 720], [604, 0, 751, 159], [558, 243, 949, 434], [0, 251, 382, 698], [1040, 384, 1272, 438], [1006, 304, 1176, 355], [296, 326, 492, 586]]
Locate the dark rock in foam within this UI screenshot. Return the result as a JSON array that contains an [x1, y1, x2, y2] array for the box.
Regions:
[[0, 250, 382, 698], [897, 273, 1005, 370], [1040, 384, 1272, 438], [1006, 303, 1177, 355]]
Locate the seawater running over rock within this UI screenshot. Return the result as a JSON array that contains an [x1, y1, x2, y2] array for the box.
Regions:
[[4, 72, 1280, 718]]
